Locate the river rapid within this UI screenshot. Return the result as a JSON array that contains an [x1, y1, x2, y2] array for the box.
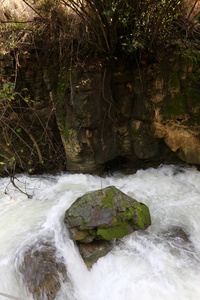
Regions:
[[0, 165, 200, 300]]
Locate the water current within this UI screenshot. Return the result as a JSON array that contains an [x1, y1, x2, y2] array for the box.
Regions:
[[0, 164, 200, 300]]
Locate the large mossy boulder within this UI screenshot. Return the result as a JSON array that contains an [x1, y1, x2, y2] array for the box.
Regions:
[[64, 186, 151, 243]]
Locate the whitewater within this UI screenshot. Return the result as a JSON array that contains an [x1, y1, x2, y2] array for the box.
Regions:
[[0, 164, 200, 300]]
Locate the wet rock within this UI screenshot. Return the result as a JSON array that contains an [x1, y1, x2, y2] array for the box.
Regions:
[[159, 226, 195, 258], [64, 186, 151, 243], [160, 226, 191, 244], [77, 240, 113, 269], [19, 241, 67, 300]]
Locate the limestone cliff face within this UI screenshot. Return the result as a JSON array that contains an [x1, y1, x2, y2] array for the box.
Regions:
[[149, 52, 200, 165], [48, 50, 200, 173], [0, 49, 200, 174]]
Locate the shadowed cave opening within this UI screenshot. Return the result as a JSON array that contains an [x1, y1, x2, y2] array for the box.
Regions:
[[102, 156, 131, 174]]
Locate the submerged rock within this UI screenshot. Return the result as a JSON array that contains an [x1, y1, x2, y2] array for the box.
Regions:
[[158, 226, 195, 258], [160, 226, 191, 244], [64, 186, 151, 243], [19, 241, 67, 300]]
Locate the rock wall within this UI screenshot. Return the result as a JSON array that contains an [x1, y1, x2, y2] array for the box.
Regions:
[[1, 48, 200, 174], [48, 50, 200, 173]]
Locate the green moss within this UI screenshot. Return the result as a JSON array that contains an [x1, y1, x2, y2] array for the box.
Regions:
[[57, 67, 70, 103], [55, 67, 79, 141], [97, 224, 130, 240], [185, 71, 200, 97], [121, 201, 128, 207], [57, 67, 79, 103], [177, 48, 200, 69], [158, 49, 200, 121], [134, 202, 151, 229], [81, 218, 88, 229], [169, 71, 180, 90], [161, 94, 187, 120], [62, 119, 68, 139], [185, 85, 200, 124], [61, 119, 74, 140], [100, 202, 151, 237], [186, 86, 200, 103], [101, 188, 116, 208], [121, 207, 135, 218]]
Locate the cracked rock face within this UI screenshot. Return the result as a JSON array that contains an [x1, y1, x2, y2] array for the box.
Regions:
[[64, 186, 151, 243]]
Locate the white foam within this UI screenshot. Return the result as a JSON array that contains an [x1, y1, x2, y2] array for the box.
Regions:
[[0, 165, 200, 300]]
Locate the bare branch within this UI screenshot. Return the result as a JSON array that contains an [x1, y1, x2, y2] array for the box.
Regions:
[[21, 0, 45, 20]]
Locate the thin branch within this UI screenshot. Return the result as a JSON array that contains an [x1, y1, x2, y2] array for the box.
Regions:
[[70, 40, 74, 105], [9, 174, 32, 199], [13, 51, 20, 90], [187, 0, 198, 19], [0, 118, 42, 163], [102, 68, 118, 126], [135, 56, 144, 93], [61, 0, 110, 51], [20, 125, 43, 164], [0, 20, 36, 23], [21, 0, 45, 20], [0, 119, 33, 151]]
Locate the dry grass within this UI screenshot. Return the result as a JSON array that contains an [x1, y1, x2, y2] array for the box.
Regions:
[[0, 0, 74, 57], [0, 0, 36, 21]]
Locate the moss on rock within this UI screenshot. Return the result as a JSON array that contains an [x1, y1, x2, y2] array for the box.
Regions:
[[97, 224, 131, 240], [134, 202, 152, 229], [65, 186, 151, 242]]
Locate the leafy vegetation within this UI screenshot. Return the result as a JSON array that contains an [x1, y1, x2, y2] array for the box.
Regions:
[[0, 79, 64, 177], [0, 0, 198, 59], [61, 0, 187, 56]]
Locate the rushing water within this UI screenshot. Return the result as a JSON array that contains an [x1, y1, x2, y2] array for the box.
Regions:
[[0, 165, 200, 300]]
